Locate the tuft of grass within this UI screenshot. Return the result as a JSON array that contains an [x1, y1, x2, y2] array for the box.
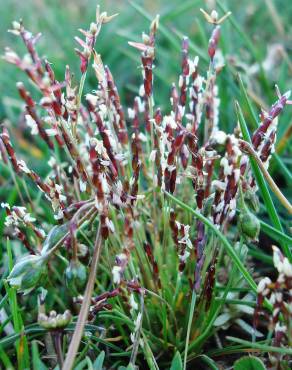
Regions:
[[0, 1, 291, 369]]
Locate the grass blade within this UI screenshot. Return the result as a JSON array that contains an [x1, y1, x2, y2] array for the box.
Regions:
[[183, 290, 196, 370], [226, 336, 292, 355], [260, 220, 292, 245]]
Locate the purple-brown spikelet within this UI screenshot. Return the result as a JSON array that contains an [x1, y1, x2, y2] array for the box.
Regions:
[[255, 247, 292, 365], [0, 127, 20, 173], [105, 66, 128, 145], [208, 26, 220, 61]]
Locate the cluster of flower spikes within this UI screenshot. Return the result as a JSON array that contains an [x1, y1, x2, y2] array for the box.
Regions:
[[1, 7, 292, 307], [255, 246, 292, 366]]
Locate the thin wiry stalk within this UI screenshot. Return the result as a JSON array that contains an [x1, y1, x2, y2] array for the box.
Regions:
[[63, 222, 102, 370]]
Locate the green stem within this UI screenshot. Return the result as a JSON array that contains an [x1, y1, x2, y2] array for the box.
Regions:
[[183, 289, 196, 370]]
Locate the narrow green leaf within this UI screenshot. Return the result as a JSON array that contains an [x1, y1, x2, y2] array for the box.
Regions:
[[199, 355, 219, 370], [260, 220, 292, 245], [0, 294, 8, 310], [32, 341, 48, 370], [0, 346, 14, 369], [227, 336, 292, 355], [183, 290, 196, 370]]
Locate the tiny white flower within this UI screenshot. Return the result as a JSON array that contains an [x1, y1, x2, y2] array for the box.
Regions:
[[138, 133, 147, 142], [213, 130, 227, 145], [25, 115, 39, 135], [18, 160, 31, 174], [149, 150, 156, 162], [139, 84, 145, 97], [282, 258, 292, 277], [112, 265, 122, 284], [79, 180, 87, 193], [129, 293, 138, 311], [179, 250, 190, 262], [275, 322, 286, 333], [212, 180, 226, 191], [23, 213, 36, 223], [48, 156, 56, 168], [45, 128, 57, 136], [105, 217, 115, 233], [86, 93, 99, 106], [54, 209, 64, 220], [134, 312, 142, 331], [257, 277, 271, 294], [1, 202, 10, 209], [128, 108, 135, 119]]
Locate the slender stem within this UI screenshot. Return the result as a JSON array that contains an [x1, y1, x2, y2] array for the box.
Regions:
[[52, 331, 64, 368], [239, 139, 292, 214], [130, 292, 145, 366], [63, 222, 102, 370], [183, 289, 196, 370]]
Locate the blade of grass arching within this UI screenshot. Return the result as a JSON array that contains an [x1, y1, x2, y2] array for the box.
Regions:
[[195, 18, 209, 49], [164, 191, 257, 292], [0, 346, 14, 370], [248, 246, 273, 265], [162, 0, 201, 20], [217, 2, 257, 60], [32, 340, 48, 370], [0, 314, 13, 334], [197, 355, 219, 370], [141, 331, 160, 370], [5, 239, 30, 370], [238, 75, 292, 185], [226, 337, 292, 356], [215, 298, 255, 308], [272, 153, 292, 184], [235, 102, 291, 261], [217, 1, 272, 101], [183, 289, 196, 370], [0, 294, 8, 310], [260, 220, 292, 245]]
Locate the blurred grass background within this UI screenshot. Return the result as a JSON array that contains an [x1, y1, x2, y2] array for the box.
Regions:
[[0, 2, 291, 366], [0, 0, 291, 211]]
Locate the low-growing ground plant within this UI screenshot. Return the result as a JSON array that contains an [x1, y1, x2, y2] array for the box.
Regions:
[[0, 3, 291, 370]]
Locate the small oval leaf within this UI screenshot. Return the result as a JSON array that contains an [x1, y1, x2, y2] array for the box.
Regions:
[[41, 223, 69, 255], [234, 356, 266, 370]]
